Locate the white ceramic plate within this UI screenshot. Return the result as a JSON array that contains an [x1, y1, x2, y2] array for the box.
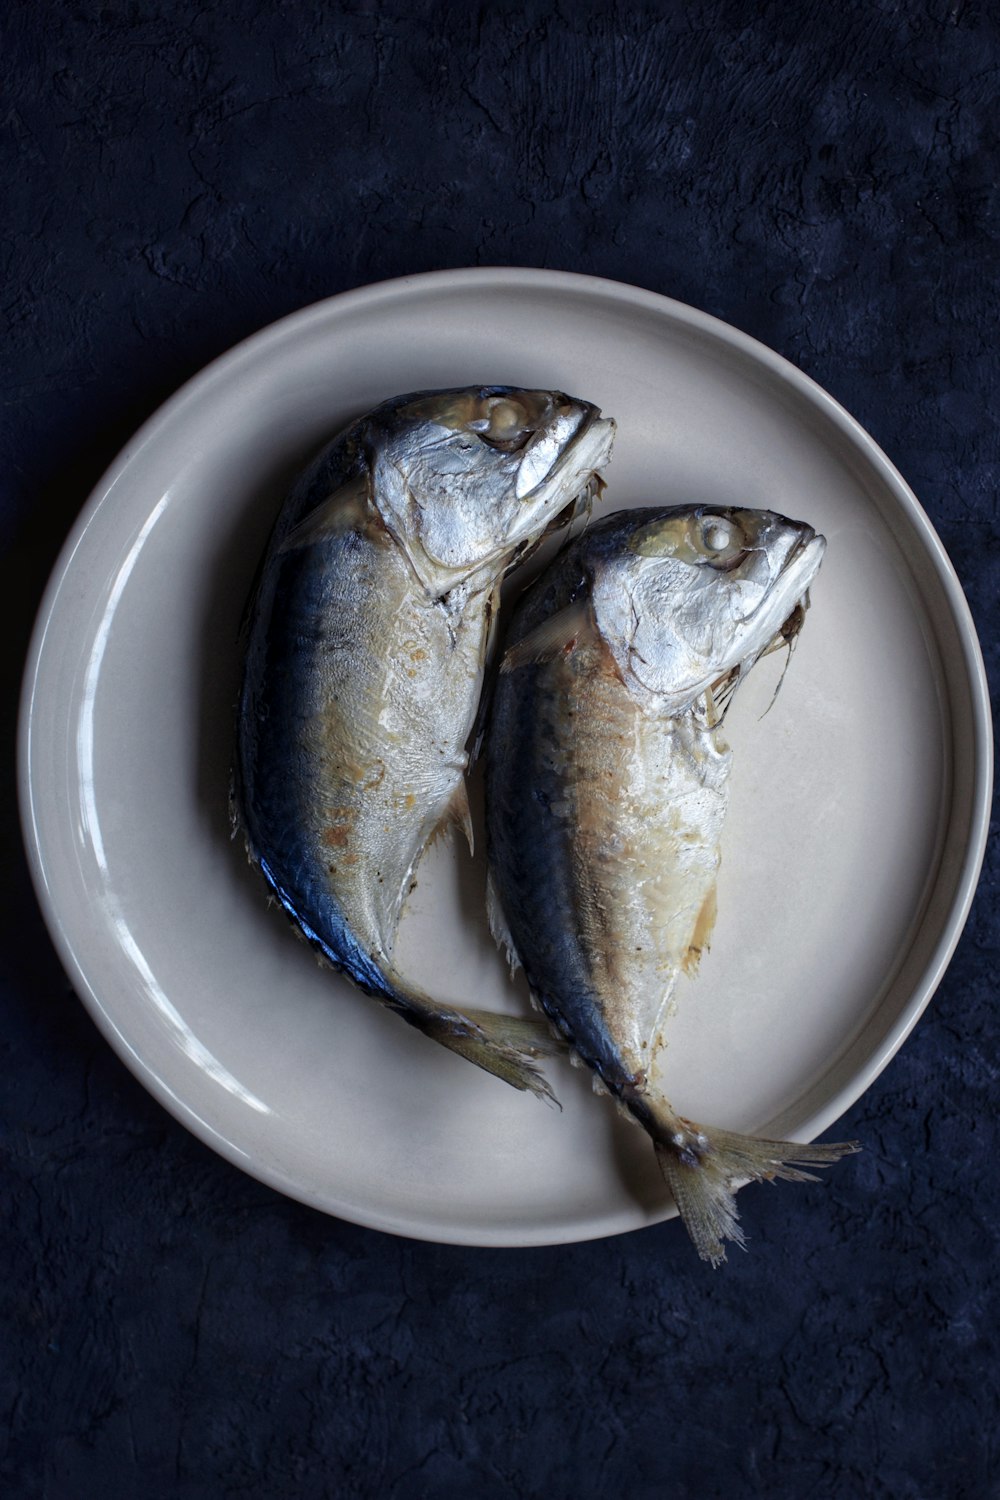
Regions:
[[19, 269, 992, 1247]]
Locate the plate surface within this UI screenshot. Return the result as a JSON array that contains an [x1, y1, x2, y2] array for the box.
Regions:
[[19, 269, 992, 1246]]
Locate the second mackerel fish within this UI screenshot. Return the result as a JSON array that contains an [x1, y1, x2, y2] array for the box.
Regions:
[[485, 505, 859, 1263]]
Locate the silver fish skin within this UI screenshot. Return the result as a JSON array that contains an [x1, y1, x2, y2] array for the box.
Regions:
[[235, 386, 616, 1098], [485, 506, 859, 1261]]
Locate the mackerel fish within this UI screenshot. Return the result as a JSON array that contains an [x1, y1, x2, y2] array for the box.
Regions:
[[235, 386, 615, 1098], [485, 505, 859, 1262]]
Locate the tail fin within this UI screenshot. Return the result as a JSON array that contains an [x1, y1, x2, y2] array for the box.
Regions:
[[650, 1109, 860, 1267], [400, 999, 564, 1106]]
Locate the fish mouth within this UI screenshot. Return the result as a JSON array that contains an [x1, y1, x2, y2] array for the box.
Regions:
[[778, 531, 825, 612], [756, 528, 827, 658], [473, 412, 614, 581], [708, 528, 826, 717], [456, 407, 614, 581], [773, 535, 823, 648]]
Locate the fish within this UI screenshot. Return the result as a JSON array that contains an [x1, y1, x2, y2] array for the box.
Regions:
[[484, 505, 860, 1262], [234, 385, 616, 1099]]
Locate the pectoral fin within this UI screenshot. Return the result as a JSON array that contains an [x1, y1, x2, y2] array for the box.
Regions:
[[279, 472, 373, 553], [499, 600, 596, 675], [470, 582, 504, 762], [428, 778, 475, 855], [682, 883, 718, 977]]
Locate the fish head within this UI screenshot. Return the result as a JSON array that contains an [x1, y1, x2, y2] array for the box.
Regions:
[[365, 387, 616, 593], [591, 506, 826, 713]]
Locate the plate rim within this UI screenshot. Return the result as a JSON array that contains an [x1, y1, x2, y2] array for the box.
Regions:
[[17, 267, 995, 1246]]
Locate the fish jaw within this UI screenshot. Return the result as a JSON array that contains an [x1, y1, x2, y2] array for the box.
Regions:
[[739, 530, 826, 662], [509, 411, 616, 528]]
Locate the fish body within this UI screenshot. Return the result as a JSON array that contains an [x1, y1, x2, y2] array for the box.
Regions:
[[236, 386, 615, 1096], [486, 506, 859, 1260]]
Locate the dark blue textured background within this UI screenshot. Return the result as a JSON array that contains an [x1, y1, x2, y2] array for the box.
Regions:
[[3, 4, 998, 1496]]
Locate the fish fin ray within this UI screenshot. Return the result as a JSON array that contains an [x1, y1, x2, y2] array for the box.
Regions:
[[427, 779, 475, 855], [486, 872, 522, 977], [401, 1000, 562, 1104], [499, 600, 594, 675], [648, 1108, 861, 1267], [309, 931, 562, 1103], [469, 583, 503, 762], [449, 778, 475, 855], [460, 1008, 566, 1060], [680, 883, 718, 977]]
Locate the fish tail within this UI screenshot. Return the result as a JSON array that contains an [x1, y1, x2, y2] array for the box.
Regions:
[[643, 1104, 860, 1267], [252, 860, 562, 1103], [386, 986, 563, 1105]]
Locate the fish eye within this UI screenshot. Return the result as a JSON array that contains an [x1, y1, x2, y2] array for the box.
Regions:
[[702, 519, 733, 552], [468, 396, 534, 453], [628, 511, 750, 568], [485, 398, 527, 437], [695, 514, 747, 568]]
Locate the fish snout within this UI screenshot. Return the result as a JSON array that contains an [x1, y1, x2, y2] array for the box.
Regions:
[[781, 528, 826, 596], [513, 401, 616, 503]]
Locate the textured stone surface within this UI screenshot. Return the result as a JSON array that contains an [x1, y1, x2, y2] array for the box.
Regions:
[[2, 3, 998, 1496]]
